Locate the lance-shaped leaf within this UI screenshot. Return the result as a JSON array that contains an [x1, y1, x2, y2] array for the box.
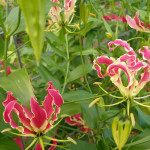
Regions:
[[0, 68, 34, 109], [17, 0, 46, 63]]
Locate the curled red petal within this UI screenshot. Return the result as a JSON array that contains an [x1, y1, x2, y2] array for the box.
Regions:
[[93, 56, 113, 78], [3, 92, 16, 107], [126, 13, 141, 31], [43, 93, 54, 121], [15, 103, 32, 130], [108, 63, 131, 86], [139, 65, 150, 85], [3, 100, 21, 129], [14, 137, 24, 150], [48, 89, 64, 107], [120, 54, 145, 70], [30, 97, 47, 132], [126, 11, 149, 32], [108, 39, 132, 52], [139, 46, 150, 60], [52, 106, 60, 122], [22, 104, 33, 119]]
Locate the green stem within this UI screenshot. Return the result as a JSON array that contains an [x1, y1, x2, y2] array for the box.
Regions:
[[7, 40, 30, 59], [44, 135, 69, 142], [133, 99, 150, 108], [98, 84, 123, 99], [38, 137, 44, 150], [127, 37, 146, 42], [95, 104, 100, 137], [97, 99, 126, 107], [79, 34, 92, 93], [127, 100, 130, 116], [61, 34, 69, 94], [25, 138, 37, 150], [4, 37, 9, 76]]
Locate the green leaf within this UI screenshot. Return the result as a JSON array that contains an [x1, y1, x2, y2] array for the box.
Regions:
[[4, 7, 25, 35], [68, 139, 97, 150], [67, 64, 93, 83], [60, 103, 81, 116], [45, 31, 66, 46], [18, 0, 46, 63], [80, 21, 99, 36], [136, 107, 150, 127], [41, 54, 65, 75], [46, 41, 67, 59], [0, 133, 21, 150], [62, 90, 100, 128], [37, 64, 61, 91], [125, 135, 150, 148], [62, 90, 94, 102], [81, 102, 100, 129], [0, 68, 34, 109]]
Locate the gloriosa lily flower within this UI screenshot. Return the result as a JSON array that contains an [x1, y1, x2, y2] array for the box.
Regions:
[[93, 39, 150, 99], [126, 11, 150, 32], [65, 113, 91, 133], [3, 81, 64, 149], [47, 0, 76, 32]]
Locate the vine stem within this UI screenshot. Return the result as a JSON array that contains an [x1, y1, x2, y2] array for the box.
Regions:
[[127, 100, 130, 116], [61, 34, 69, 94], [79, 34, 92, 93], [4, 37, 9, 76], [97, 84, 123, 99]]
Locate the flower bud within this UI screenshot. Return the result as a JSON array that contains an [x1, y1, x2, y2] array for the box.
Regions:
[[112, 115, 132, 150], [80, 4, 91, 24], [105, 32, 113, 39]]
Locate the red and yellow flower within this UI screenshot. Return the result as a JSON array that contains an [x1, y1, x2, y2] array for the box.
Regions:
[[93, 39, 150, 99]]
